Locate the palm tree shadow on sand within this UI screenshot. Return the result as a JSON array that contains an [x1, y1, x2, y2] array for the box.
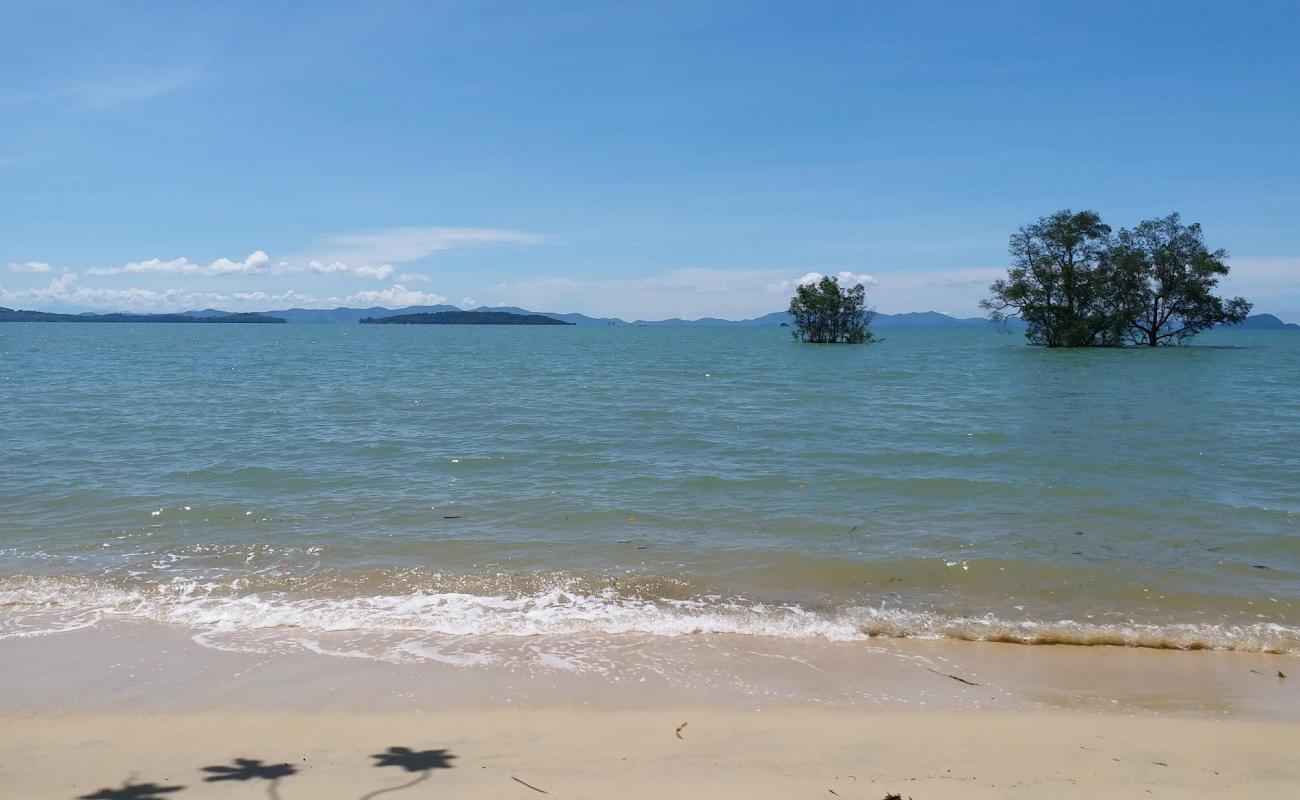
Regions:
[[359, 747, 457, 800], [79, 782, 184, 800], [202, 758, 297, 800]]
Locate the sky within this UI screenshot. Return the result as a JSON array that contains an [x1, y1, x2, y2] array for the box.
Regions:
[[2, 0, 1298, 321]]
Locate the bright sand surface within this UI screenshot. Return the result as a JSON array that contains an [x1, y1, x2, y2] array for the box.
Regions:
[[3, 622, 1299, 798]]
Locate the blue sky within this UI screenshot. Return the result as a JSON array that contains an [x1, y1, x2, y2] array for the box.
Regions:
[[3, 1, 1298, 320]]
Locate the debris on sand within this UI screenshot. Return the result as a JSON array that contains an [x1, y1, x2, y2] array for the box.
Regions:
[[512, 776, 549, 794], [675, 722, 688, 740], [926, 667, 980, 686]]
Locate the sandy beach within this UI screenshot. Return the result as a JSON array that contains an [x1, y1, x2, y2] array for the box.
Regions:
[[7, 707, 1300, 800], [3, 621, 1297, 799]]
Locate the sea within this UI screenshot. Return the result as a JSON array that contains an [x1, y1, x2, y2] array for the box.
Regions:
[[2, 323, 1298, 667]]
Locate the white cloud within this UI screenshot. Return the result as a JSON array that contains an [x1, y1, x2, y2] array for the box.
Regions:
[[7, 261, 52, 273], [490, 265, 1021, 320], [767, 270, 878, 295], [461, 297, 479, 308], [340, 284, 449, 308], [0, 272, 319, 314], [82, 251, 403, 282], [20, 223, 547, 296], [319, 226, 552, 264], [353, 264, 395, 280], [88, 250, 271, 277], [297, 260, 394, 280], [495, 269, 816, 320]]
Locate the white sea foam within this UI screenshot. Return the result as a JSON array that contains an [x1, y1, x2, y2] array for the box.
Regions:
[[2, 576, 1297, 655]]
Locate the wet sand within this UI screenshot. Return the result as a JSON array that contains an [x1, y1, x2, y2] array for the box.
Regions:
[[1, 621, 1297, 798]]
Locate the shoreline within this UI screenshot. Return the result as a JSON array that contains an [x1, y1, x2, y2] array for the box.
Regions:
[[3, 619, 1298, 797], [2, 618, 1295, 718]]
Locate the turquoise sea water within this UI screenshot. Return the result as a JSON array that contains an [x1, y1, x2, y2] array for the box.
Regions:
[[2, 324, 1298, 655]]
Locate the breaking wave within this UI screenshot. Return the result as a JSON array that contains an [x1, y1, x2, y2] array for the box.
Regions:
[[2, 574, 1296, 655]]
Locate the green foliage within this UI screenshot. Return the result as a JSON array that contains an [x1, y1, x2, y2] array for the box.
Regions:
[[788, 275, 874, 343], [1111, 213, 1251, 345], [982, 209, 1251, 346], [980, 210, 1125, 347]]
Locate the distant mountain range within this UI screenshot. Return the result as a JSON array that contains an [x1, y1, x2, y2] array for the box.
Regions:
[[6, 302, 1293, 330], [0, 307, 284, 324], [179, 305, 1022, 328]]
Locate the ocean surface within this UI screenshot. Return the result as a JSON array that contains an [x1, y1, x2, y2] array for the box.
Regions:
[[2, 323, 1298, 665]]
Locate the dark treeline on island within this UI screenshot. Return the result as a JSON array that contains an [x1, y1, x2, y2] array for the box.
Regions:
[[359, 310, 574, 325], [0, 307, 285, 324]]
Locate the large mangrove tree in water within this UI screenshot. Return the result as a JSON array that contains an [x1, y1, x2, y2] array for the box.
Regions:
[[982, 209, 1250, 346], [788, 275, 875, 343]]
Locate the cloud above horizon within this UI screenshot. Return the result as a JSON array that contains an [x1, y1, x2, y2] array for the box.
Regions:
[[67, 225, 549, 287], [0, 272, 454, 314], [7, 261, 53, 273], [0, 223, 554, 315], [87, 251, 272, 277], [339, 284, 449, 308], [479, 268, 926, 320], [3, 252, 1296, 322], [0, 272, 311, 313], [317, 226, 554, 265], [765, 271, 878, 296]]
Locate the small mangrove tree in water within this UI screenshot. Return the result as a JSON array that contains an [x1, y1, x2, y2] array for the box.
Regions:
[[788, 275, 875, 343], [982, 209, 1250, 346]]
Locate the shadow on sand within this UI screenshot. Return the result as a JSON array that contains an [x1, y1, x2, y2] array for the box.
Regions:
[[79, 783, 184, 800], [202, 758, 297, 800], [78, 745, 456, 800], [359, 747, 458, 800]]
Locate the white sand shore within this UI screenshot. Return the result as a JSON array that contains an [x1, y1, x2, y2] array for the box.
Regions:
[[5, 708, 1300, 799], [1, 621, 1297, 798]]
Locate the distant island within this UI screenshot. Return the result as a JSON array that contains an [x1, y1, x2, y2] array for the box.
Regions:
[[6, 303, 1296, 330], [1224, 313, 1300, 330], [183, 305, 1019, 327], [0, 307, 285, 324], [359, 310, 574, 325]]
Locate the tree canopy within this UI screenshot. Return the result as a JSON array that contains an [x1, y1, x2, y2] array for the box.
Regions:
[[982, 209, 1250, 346], [1111, 213, 1251, 345], [788, 275, 874, 343]]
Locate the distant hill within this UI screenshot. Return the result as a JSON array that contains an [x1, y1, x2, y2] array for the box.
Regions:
[[470, 306, 627, 326], [360, 310, 574, 325], [873, 311, 995, 328], [1, 307, 284, 324], [632, 316, 748, 326], [1223, 313, 1300, 330], [177, 303, 1014, 327], [186, 304, 460, 324], [108, 303, 1296, 330]]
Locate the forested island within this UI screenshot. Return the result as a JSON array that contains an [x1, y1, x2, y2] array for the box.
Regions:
[[0, 308, 285, 323], [360, 310, 574, 325]]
